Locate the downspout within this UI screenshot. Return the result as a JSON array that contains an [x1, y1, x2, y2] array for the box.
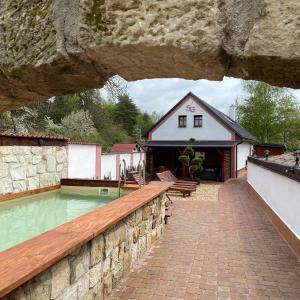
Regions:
[[235, 141, 243, 178]]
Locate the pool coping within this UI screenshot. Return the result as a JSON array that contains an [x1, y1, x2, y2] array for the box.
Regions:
[[0, 184, 61, 203], [0, 185, 167, 298]]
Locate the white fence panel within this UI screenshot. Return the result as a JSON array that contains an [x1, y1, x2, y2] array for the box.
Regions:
[[68, 144, 96, 179], [101, 154, 117, 180]]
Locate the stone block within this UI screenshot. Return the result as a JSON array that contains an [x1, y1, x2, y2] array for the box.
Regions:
[[0, 178, 13, 194], [10, 165, 27, 180], [26, 271, 51, 300], [3, 155, 18, 163], [77, 272, 89, 300], [38, 163, 46, 174], [0, 146, 11, 155], [5, 286, 26, 300], [90, 235, 104, 266], [132, 227, 139, 244], [27, 165, 37, 177], [31, 147, 43, 155], [56, 284, 77, 300], [103, 274, 112, 298], [89, 262, 103, 288], [135, 209, 143, 224], [0, 161, 8, 179], [142, 205, 151, 220], [86, 283, 103, 300], [13, 180, 27, 192], [56, 149, 66, 163], [27, 177, 40, 190], [46, 156, 56, 172], [56, 163, 64, 172], [40, 173, 55, 187], [50, 258, 70, 299], [123, 251, 132, 273], [32, 155, 42, 165], [103, 256, 111, 277], [70, 245, 90, 284], [105, 224, 126, 257]]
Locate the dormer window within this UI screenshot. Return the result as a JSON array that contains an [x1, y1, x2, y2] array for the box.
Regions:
[[194, 115, 203, 127], [178, 115, 187, 127]]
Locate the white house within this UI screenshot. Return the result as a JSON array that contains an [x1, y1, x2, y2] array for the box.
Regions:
[[144, 92, 257, 181]]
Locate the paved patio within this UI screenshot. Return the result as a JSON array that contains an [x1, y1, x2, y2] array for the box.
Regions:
[[108, 176, 300, 300]]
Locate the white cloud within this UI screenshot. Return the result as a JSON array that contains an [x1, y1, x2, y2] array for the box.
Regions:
[[101, 77, 300, 115]]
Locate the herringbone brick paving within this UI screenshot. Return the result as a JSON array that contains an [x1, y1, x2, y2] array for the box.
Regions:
[[108, 176, 300, 299]]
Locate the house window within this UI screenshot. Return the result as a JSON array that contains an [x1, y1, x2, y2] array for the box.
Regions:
[[194, 115, 203, 127], [178, 115, 187, 127]]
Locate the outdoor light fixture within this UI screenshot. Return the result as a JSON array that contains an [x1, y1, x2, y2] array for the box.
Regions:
[[264, 149, 270, 160], [294, 149, 300, 168]]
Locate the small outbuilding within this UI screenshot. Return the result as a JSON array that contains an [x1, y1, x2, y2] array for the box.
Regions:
[[144, 92, 257, 181]]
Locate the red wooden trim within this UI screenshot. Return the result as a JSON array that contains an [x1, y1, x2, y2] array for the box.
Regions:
[[230, 146, 236, 178], [0, 185, 61, 203], [95, 145, 101, 179]]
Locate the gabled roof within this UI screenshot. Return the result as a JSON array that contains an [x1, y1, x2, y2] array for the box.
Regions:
[[147, 92, 257, 142]]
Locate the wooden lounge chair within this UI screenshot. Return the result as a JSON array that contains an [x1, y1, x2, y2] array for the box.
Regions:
[[131, 171, 145, 186], [163, 170, 199, 185], [168, 185, 196, 197]]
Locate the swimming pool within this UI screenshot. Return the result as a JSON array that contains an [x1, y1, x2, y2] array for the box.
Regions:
[[0, 187, 127, 251]]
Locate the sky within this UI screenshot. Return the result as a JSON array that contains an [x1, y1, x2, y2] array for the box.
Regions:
[[101, 77, 300, 116]]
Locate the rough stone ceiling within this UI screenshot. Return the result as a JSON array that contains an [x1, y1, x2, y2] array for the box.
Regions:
[[0, 0, 299, 111]]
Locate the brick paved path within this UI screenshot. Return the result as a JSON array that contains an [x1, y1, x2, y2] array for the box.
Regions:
[[109, 177, 300, 300]]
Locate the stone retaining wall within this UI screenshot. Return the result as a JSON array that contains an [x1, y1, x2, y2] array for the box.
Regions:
[[0, 146, 68, 195], [3, 194, 165, 300]]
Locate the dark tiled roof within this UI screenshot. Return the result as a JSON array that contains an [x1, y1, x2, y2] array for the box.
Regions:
[[254, 143, 285, 149], [143, 140, 236, 148], [0, 132, 68, 140]]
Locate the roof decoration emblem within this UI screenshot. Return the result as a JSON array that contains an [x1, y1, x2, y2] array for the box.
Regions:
[[186, 105, 196, 112]]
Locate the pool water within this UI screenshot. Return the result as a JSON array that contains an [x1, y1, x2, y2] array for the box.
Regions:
[[0, 188, 124, 251]]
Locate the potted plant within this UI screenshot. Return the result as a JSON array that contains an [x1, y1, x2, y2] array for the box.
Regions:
[[178, 145, 204, 180]]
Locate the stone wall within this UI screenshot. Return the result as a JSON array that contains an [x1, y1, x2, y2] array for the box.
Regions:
[[3, 195, 165, 300], [0, 146, 68, 195]]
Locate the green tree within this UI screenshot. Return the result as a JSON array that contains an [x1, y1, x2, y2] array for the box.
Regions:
[[114, 95, 139, 135], [45, 110, 99, 141], [236, 81, 300, 144]]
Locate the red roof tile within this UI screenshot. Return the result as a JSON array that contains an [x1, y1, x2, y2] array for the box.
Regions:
[[112, 144, 136, 153], [0, 132, 68, 141]]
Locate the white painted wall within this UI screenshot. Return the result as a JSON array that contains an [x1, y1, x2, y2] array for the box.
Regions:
[[101, 154, 117, 180], [237, 142, 251, 170], [133, 152, 142, 167], [68, 144, 96, 179], [100, 152, 145, 180], [247, 162, 300, 239], [120, 154, 131, 169], [151, 96, 232, 141]]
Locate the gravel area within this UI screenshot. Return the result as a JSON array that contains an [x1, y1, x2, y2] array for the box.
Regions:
[[168, 181, 221, 202]]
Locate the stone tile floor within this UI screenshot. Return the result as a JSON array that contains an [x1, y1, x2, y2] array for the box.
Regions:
[[108, 175, 300, 300]]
